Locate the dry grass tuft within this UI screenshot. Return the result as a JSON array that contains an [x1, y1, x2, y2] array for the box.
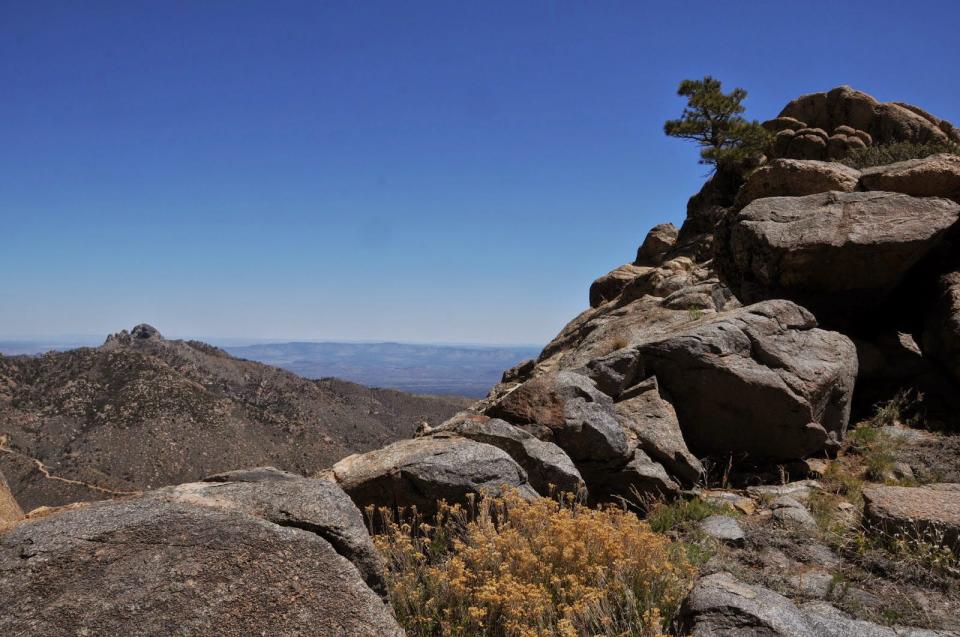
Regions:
[[370, 489, 694, 637]]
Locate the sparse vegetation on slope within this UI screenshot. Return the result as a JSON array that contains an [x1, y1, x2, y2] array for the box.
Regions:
[[839, 140, 960, 169]]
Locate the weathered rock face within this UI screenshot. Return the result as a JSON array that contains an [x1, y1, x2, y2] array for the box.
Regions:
[[862, 483, 960, 550], [860, 153, 960, 202], [166, 467, 390, 597], [588, 447, 681, 503], [716, 191, 960, 327], [634, 223, 679, 265], [0, 469, 23, 527], [735, 159, 861, 208], [922, 272, 960, 385], [428, 412, 584, 495], [330, 436, 537, 515], [778, 86, 956, 148], [485, 371, 631, 464], [0, 471, 403, 637], [614, 377, 703, 485], [638, 300, 858, 461]]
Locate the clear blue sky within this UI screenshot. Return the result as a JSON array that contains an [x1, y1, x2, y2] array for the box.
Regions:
[[2, 1, 958, 344]]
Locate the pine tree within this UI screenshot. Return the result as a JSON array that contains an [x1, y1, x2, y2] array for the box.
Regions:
[[664, 77, 769, 167]]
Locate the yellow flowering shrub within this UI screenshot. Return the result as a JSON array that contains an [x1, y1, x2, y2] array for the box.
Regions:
[[370, 490, 694, 637]]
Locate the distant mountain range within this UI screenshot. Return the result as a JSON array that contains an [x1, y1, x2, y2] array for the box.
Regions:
[[0, 338, 541, 398], [224, 341, 541, 397], [0, 325, 469, 510]]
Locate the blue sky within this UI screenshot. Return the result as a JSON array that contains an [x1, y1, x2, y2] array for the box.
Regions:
[[2, 1, 958, 344]]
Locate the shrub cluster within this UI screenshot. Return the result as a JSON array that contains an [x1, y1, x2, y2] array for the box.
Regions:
[[370, 490, 694, 637]]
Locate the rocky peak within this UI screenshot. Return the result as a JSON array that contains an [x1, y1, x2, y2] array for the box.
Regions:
[[766, 85, 960, 162], [131, 323, 162, 341]]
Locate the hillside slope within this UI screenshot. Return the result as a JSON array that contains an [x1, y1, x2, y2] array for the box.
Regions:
[[0, 324, 467, 510]]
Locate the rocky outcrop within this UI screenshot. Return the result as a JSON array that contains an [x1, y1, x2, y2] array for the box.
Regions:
[[482, 371, 691, 502], [735, 159, 861, 208], [860, 153, 960, 202], [717, 191, 960, 327], [923, 272, 960, 385], [638, 300, 858, 460], [0, 469, 22, 528], [862, 483, 960, 550], [330, 436, 538, 515], [426, 412, 584, 495], [0, 471, 403, 637]]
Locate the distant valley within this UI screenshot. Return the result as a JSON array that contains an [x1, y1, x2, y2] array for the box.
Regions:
[[224, 341, 542, 397]]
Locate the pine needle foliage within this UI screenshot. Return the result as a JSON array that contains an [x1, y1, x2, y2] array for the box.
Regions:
[[370, 489, 694, 637], [664, 76, 769, 167]]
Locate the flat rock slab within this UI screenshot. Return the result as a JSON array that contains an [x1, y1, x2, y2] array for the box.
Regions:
[[861, 153, 960, 201], [736, 159, 861, 208], [862, 483, 960, 549], [700, 515, 745, 544], [682, 571, 953, 636], [0, 472, 403, 637]]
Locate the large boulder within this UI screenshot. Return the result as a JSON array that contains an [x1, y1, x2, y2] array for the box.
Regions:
[[614, 377, 703, 485], [922, 271, 960, 384], [330, 436, 537, 515], [589, 263, 650, 307], [735, 159, 861, 208], [638, 300, 858, 461], [428, 412, 584, 496], [0, 472, 403, 637], [485, 371, 631, 465], [778, 86, 955, 147], [860, 153, 960, 202], [862, 483, 960, 550], [716, 191, 960, 327], [0, 469, 23, 528], [681, 571, 820, 636], [634, 222, 679, 265]]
